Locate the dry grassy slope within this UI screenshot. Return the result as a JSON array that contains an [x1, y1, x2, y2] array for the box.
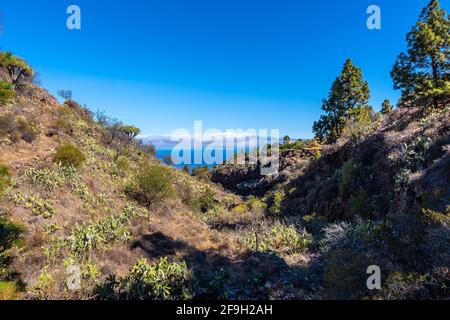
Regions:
[[0, 84, 260, 299]]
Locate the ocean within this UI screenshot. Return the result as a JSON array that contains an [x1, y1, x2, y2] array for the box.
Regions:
[[156, 148, 247, 172]]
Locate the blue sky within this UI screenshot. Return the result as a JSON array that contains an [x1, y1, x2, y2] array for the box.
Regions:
[[0, 0, 448, 138]]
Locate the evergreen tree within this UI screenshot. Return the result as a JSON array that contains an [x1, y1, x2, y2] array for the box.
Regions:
[[313, 59, 371, 143], [381, 99, 393, 115], [391, 0, 450, 107]]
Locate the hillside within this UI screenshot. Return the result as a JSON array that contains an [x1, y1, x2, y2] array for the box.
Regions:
[[212, 101, 450, 299], [0, 0, 449, 300], [1, 79, 341, 300], [1, 76, 449, 300]]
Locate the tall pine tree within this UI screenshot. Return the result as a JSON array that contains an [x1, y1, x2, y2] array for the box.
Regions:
[[313, 59, 371, 144], [381, 99, 393, 115], [391, 0, 450, 107]]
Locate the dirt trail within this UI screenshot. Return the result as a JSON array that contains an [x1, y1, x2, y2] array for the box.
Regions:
[[0, 135, 57, 167]]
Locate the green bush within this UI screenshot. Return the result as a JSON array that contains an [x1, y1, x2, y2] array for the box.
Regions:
[[0, 164, 11, 196], [268, 191, 284, 216], [69, 207, 135, 258], [337, 159, 360, 198], [16, 117, 37, 143], [196, 188, 216, 213], [0, 217, 25, 276], [0, 81, 15, 105], [349, 189, 370, 219], [245, 223, 312, 254], [130, 165, 174, 208], [246, 196, 267, 214], [191, 166, 209, 179], [94, 257, 193, 300], [0, 281, 19, 300], [53, 143, 86, 168]]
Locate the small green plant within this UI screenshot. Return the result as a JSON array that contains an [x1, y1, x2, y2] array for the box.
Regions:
[[16, 117, 37, 143], [129, 165, 174, 208], [196, 188, 217, 213], [10, 192, 55, 218], [268, 191, 284, 216], [0, 164, 11, 196], [115, 157, 130, 174], [65, 204, 140, 258], [0, 281, 20, 300], [349, 189, 370, 219], [338, 159, 360, 197], [232, 203, 249, 214], [244, 223, 312, 254], [24, 164, 77, 192], [0, 113, 18, 139], [94, 257, 193, 300], [246, 196, 267, 214], [0, 81, 15, 105], [53, 143, 86, 168], [0, 217, 25, 276]]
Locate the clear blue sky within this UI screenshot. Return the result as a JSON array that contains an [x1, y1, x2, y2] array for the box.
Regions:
[[1, 0, 448, 138]]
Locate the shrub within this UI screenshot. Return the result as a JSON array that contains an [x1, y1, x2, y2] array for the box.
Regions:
[[60, 204, 139, 258], [10, 192, 55, 218], [0, 281, 19, 300], [246, 196, 267, 214], [191, 166, 210, 180], [232, 203, 249, 214], [20, 131, 36, 143], [322, 248, 372, 299], [24, 164, 77, 192], [129, 165, 174, 208], [268, 191, 284, 216], [0, 217, 25, 275], [0, 164, 11, 196], [17, 117, 38, 143], [320, 222, 352, 253], [94, 258, 193, 300], [52, 117, 72, 134], [141, 144, 156, 157], [0, 113, 18, 138], [337, 159, 372, 200], [64, 100, 93, 122], [115, 157, 130, 174], [196, 188, 216, 213], [53, 143, 86, 168], [0, 81, 15, 105], [349, 189, 370, 219], [0, 52, 34, 87], [245, 223, 313, 254]]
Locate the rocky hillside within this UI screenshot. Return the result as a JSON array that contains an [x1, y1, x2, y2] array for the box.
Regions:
[[1, 78, 448, 300], [1, 80, 336, 300], [211, 101, 450, 299]]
